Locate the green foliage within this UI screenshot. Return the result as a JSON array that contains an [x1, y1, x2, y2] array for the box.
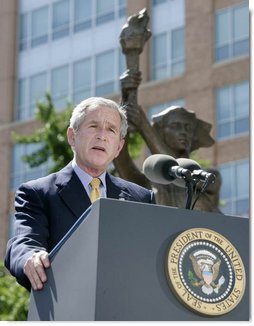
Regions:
[[128, 131, 144, 159], [12, 92, 73, 173], [189, 151, 211, 168], [0, 261, 29, 321], [13, 93, 144, 173]]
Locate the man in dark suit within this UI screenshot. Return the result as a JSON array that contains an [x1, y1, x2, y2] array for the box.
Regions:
[[5, 97, 155, 291]]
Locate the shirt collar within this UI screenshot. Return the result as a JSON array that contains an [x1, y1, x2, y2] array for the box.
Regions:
[[71, 159, 106, 188]]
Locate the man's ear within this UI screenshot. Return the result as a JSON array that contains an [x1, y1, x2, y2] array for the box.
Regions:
[[67, 127, 75, 147], [115, 138, 125, 158]]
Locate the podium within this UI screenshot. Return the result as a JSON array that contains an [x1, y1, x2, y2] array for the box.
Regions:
[[28, 199, 249, 321]]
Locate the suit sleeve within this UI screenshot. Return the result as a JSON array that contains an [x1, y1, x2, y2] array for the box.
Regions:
[[4, 183, 50, 291]]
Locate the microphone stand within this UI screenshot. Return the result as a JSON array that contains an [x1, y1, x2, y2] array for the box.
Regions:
[[181, 172, 194, 210], [191, 175, 215, 210], [185, 179, 194, 210]]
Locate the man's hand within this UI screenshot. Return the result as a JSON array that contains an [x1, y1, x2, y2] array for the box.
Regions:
[[24, 250, 50, 290]]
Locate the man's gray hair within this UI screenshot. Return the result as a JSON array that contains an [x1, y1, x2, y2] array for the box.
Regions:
[[69, 97, 128, 138]]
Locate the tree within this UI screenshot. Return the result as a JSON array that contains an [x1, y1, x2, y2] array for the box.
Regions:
[[0, 261, 29, 321], [13, 93, 143, 173], [13, 92, 73, 173]]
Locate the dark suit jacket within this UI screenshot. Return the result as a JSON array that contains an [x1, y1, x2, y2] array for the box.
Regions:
[[4, 162, 155, 290]]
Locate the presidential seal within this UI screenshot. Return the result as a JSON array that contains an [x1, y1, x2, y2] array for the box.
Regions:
[[166, 228, 246, 316]]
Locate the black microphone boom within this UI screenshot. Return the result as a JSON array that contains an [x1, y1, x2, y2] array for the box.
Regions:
[[142, 154, 192, 185], [174, 158, 216, 187]]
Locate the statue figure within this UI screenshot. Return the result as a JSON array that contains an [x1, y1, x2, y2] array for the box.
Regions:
[[114, 9, 222, 213]]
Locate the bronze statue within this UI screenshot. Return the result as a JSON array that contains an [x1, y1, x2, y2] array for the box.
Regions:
[[114, 9, 221, 213]]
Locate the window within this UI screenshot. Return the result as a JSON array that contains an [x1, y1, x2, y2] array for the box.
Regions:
[[95, 50, 115, 96], [219, 160, 249, 217], [118, 0, 127, 17], [96, 0, 114, 25], [29, 72, 47, 119], [31, 6, 48, 47], [18, 0, 127, 50], [73, 58, 92, 104], [216, 81, 249, 140], [16, 73, 48, 121], [215, 3, 249, 62], [74, 0, 92, 32], [51, 65, 69, 110], [52, 0, 70, 40], [11, 144, 52, 190], [152, 33, 167, 80], [153, 0, 167, 6], [19, 13, 28, 51], [148, 98, 185, 120], [171, 28, 185, 76], [16, 79, 28, 120], [152, 27, 185, 80]]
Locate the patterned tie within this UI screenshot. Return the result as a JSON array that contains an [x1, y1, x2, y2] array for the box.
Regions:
[[89, 178, 101, 203]]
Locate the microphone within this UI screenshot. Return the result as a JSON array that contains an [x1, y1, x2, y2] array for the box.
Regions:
[[173, 158, 216, 188], [142, 154, 192, 185]]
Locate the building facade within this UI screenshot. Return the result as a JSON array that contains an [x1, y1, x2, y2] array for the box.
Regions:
[[0, 0, 249, 259]]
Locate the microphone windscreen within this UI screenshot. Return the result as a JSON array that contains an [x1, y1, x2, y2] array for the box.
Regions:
[[173, 158, 201, 187], [176, 158, 201, 171], [142, 154, 177, 184]]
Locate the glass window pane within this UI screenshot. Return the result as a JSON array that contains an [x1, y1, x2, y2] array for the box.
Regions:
[[51, 65, 69, 109], [153, 0, 167, 5], [96, 0, 114, 24], [74, 0, 92, 32], [172, 62, 184, 76], [19, 13, 28, 51], [219, 160, 249, 217], [219, 165, 233, 198], [153, 33, 167, 65], [73, 58, 91, 101], [96, 82, 114, 96], [96, 50, 114, 84], [234, 82, 249, 118], [235, 118, 249, 134], [97, 0, 114, 15], [217, 122, 231, 139], [215, 10, 230, 45], [73, 59, 91, 89], [96, 50, 114, 95], [216, 45, 230, 61], [233, 39, 249, 57], [233, 5, 249, 40], [29, 72, 47, 117], [236, 198, 249, 216], [216, 87, 231, 120], [118, 0, 127, 17], [236, 161, 249, 197], [11, 144, 53, 190], [31, 6, 48, 47], [53, 0, 70, 40], [172, 28, 184, 59], [73, 89, 91, 105], [17, 79, 27, 120], [153, 66, 167, 80]]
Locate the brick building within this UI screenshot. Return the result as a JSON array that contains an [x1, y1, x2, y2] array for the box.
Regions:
[[0, 0, 249, 259]]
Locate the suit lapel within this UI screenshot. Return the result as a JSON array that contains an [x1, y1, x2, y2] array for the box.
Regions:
[[106, 173, 134, 201], [56, 163, 91, 219]]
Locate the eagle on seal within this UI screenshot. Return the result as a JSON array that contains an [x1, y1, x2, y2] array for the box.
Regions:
[[189, 249, 225, 295]]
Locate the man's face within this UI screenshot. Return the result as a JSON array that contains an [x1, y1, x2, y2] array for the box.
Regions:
[[163, 113, 195, 156], [67, 106, 125, 176]]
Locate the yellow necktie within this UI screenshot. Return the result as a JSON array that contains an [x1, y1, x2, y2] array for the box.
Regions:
[[89, 178, 101, 203]]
